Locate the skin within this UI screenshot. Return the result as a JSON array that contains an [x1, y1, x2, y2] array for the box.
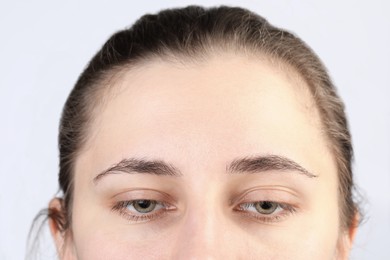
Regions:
[[49, 52, 357, 259]]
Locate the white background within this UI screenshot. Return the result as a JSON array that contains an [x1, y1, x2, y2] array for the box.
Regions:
[[1, 0, 389, 259]]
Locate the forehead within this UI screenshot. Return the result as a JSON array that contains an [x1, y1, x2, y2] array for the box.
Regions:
[[79, 53, 331, 176], [105, 53, 319, 127]]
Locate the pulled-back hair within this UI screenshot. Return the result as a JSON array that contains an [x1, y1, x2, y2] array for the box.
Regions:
[[47, 5, 359, 241]]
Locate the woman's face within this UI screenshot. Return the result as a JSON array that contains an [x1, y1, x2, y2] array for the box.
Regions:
[[51, 53, 355, 259]]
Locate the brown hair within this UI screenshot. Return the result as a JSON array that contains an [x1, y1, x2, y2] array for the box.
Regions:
[[49, 5, 359, 238]]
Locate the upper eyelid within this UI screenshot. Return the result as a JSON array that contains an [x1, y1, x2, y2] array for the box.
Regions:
[[111, 191, 298, 207], [236, 198, 295, 207], [111, 189, 177, 203], [230, 191, 300, 207], [239, 201, 292, 210], [110, 188, 301, 214]]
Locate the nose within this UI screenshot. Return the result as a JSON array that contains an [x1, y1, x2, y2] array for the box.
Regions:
[[171, 202, 233, 260]]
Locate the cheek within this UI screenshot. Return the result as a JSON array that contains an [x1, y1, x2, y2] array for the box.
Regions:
[[273, 219, 339, 259], [238, 212, 340, 259], [71, 222, 172, 260]]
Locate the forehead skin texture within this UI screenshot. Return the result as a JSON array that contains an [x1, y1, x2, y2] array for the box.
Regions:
[[66, 53, 347, 259]]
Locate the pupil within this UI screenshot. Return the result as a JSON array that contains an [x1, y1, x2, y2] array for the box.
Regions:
[[260, 201, 272, 210], [137, 200, 151, 208]]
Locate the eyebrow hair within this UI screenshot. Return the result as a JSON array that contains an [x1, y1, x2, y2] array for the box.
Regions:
[[93, 154, 317, 185], [93, 158, 183, 184], [227, 155, 317, 178]]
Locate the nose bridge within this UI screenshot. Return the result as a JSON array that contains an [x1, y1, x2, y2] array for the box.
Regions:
[[172, 195, 228, 259]]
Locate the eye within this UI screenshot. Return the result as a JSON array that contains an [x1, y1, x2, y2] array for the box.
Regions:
[[112, 200, 172, 223], [239, 201, 282, 214], [131, 200, 159, 213], [236, 201, 295, 223]]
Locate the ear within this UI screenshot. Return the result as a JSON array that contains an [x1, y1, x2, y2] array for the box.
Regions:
[[336, 212, 359, 259], [347, 212, 359, 244], [48, 198, 76, 259]]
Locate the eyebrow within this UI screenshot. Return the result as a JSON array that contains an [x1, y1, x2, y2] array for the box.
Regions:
[[226, 155, 317, 178], [93, 158, 182, 184], [93, 155, 317, 185]]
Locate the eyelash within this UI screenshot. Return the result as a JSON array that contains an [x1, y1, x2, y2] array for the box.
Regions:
[[111, 200, 296, 224], [111, 200, 173, 223], [234, 201, 296, 223]]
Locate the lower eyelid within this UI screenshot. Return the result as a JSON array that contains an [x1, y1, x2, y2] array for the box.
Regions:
[[238, 209, 294, 223]]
